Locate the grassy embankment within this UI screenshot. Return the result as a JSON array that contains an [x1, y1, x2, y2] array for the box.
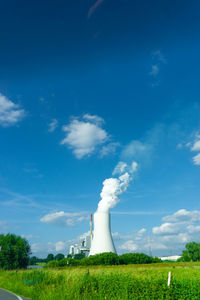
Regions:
[[1, 262, 200, 299]]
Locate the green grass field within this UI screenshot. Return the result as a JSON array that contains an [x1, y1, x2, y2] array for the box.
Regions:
[[1, 262, 200, 299]]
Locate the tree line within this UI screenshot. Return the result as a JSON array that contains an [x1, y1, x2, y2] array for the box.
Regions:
[[1, 233, 200, 270], [45, 252, 161, 268]]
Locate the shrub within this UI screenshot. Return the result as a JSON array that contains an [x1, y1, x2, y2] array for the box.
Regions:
[[118, 253, 161, 265]]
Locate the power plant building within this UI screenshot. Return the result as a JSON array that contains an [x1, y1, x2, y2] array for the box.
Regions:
[[69, 211, 116, 257], [69, 233, 91, 257]]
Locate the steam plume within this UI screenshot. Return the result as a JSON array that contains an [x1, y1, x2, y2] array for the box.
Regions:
[[97, 172, 129, 213], [97, 161, 138, 213]]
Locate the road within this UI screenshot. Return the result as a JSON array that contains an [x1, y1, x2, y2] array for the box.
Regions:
[[0, 289, 30, 300]]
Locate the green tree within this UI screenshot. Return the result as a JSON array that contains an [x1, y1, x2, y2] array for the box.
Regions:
[[74, 253, 85, 260], [80, 252, 119, 266], [0, 234, 31, 270], [55, 253, 65, 261], [118, 253, 160, 265], [181, 242, 200, 262], [46, 253, 54, 262], [29, 256, 38, 265]]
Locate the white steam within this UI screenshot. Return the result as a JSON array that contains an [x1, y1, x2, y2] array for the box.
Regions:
[[97, 161, 138, 213]]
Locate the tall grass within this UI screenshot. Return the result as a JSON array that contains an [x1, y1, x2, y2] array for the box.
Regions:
[[1, 263, 200, 299]]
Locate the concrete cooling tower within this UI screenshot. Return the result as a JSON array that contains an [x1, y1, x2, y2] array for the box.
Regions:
[[89, 211, 116, 255]]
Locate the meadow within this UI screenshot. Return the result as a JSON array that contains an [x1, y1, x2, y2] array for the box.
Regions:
[[1, 262, 200, 299]]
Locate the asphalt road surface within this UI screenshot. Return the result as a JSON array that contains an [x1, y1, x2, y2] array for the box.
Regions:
[[0, 289, 30, 300]]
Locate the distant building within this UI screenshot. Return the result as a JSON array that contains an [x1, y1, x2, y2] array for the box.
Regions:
[[159, 255, 182, 261], [69, 233, 91, 257]]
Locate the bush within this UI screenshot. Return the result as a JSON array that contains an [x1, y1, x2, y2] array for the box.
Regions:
[[80, 252, 119, 266], [46, 260, 59, 268], [45, 252, 161, 268], [118, 253, 160, 265], [74, 253, 85, 260]]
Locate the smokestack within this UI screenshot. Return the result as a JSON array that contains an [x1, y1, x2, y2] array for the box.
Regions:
[[89, 211, 116, 255]]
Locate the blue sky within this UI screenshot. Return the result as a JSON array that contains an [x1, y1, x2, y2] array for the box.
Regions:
[[0, 0, 200, 257]]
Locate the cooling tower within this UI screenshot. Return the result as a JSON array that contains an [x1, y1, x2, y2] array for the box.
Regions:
[[89, 211, 116, 255]]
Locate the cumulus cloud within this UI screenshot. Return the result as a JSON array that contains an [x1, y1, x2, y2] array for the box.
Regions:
[[0, 93, 25, 127], [61, 115, 108, 159], [187, 133, 200, 166], [152, 222, 183, 235], [150, 209, 200, 254], [163, 209, 200, 223], [116, 208, 200, 256], [187, 225, 200, 233], [83, 113, 104, 125], [31, 239, 73, 256], [137, 228, 146, 235], [48, 119, 58, 132], [191, 140, 200, 152], [40, 211, 88, 227], [118, 240, 138, 251], [55, 241, 66, 252], [193, 153, 200, 165]]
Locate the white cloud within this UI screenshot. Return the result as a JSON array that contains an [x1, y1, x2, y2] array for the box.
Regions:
[[55, 241, 66, 252], [118, 240, 138, 251], [61, 116, 108, 159], [191, 140, 200, 151], [130, 161, 138, 173], [163, 209, 200, 223], [149, 50, 166, 87], [0, 221, 9, 232], [152, 222, 183, 235], [21, 234, 40, 240], [149, 209, 200, 254], [83, 113, 104, 125], [162, 233, 189, 244], [0, 93, 25, 127], [137, 228, 146, 235], [48, 119, 58, 132], [193, 153, 200, 165], [121, 140, 152, 163], [187, 133, 200, 166], [31, 239, 73, 256], [149, 64, 159, 76], [40, 211, 88, 227], [116, 208, 200, 256], [100, 142, 119, 157], [187, 225, 200, 233], [152, 50, 167, 63]]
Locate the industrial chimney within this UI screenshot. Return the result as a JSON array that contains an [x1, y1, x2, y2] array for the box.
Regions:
[[89, 211, 116, 255]]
